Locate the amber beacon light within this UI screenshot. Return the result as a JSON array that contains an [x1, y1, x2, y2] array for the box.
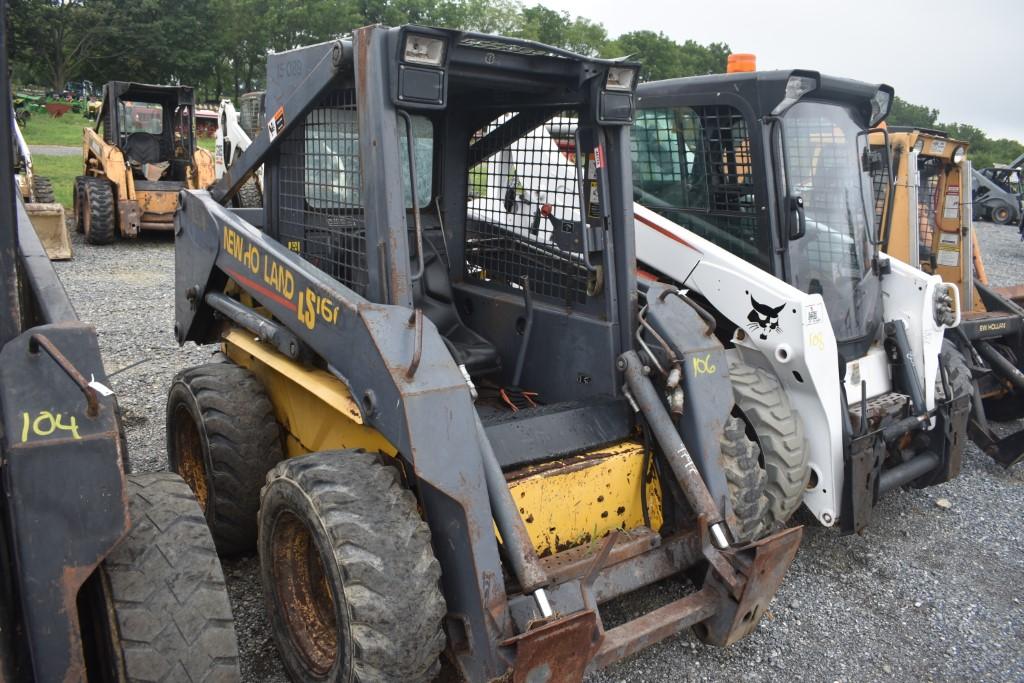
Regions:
[[727, 53, 757, 73]]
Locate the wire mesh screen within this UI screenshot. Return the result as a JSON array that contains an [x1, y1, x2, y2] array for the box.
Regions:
[[239, 91, 265, 140], [869, 162, 889, 236], [918, 172, 940, 256], [464, 111, 592, 305], [782, 113, 868, 276], [276, 90, 368, 296], [631, 105, 762, 267]]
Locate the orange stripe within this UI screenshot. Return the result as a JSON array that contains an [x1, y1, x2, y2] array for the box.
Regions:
[[635, 214, 702, 254], [224, 266, 298, 312]]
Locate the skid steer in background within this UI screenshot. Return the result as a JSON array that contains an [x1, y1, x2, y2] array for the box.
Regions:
[[879, 128, 1024, 467], [74, 81, 215, 244], [0, 21, 240, 681], [12, 116, 72, 259], [166, 25, 802, 682], [627, 67, 971, 535], [214, 97, 263, 207], [973, 153, 1023, 225]]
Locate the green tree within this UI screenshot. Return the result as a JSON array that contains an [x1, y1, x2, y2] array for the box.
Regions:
[[9, 0, 110, 91], [886, 96, 939, 129], [603, 30, 728, 82]]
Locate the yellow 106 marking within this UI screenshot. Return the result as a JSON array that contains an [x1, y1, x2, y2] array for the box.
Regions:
[[809, 331, 825, 352], [20, 411, 81, 442], [692, 354, 717, 375]]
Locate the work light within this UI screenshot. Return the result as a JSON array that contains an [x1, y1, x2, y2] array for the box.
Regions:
[[403, 34, 446, 66], [870, 88, 892, 127], [952, 145, 966, 164], [913, 139, 925, 153], [606, 66, 638, 91]]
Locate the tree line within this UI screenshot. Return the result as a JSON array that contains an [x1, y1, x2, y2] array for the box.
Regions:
[[7, 0, 1020, 167], [7, 0, 727, 99]]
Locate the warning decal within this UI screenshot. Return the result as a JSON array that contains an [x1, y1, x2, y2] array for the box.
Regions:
[[937, 231, 960, 267]]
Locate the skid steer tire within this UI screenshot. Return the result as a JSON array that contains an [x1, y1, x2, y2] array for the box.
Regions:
[[236, 180, 262, 208], [73, 176, 88, 233], [939, 340, 974, 403], [79, 472, 240, 681], [31, 175, 55, 203], [259, 450, 447, 682], [991, 204, 1012, 225], [730, 363, 809, 536], [721, 415, 769, 544], [167, 362, 283, 556], [83, 177, 117, 245]]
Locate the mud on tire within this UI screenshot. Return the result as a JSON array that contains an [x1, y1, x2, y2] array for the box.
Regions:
[[729, 362, 810, 537], [167, 362, 283, 556], [721, 415, 769, 543], [79, 472, 240, 681], [259, 450, 447, 682], [235, 179, 262, 208]]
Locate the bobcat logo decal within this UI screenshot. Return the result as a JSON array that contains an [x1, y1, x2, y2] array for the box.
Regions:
[[747, 295, 785, 340]]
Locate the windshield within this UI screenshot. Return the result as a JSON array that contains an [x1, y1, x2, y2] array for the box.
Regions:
[[781, 100, 881, 344]]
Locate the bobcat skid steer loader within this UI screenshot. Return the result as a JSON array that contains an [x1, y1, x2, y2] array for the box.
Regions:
[[214, 97, 263, 207], [628, 67, 971, 535]]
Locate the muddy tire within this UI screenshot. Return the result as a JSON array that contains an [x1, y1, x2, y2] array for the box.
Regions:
[[939, 340, 975, 403], [83, 177, 117, 245], [721, 415, 769, 543], [167, 362, 283, 556], [31, 175, 55, 203], [79, 472, 240, 681], [235, 179, 262, 208], [730, 363, 809, 536], [259, 450, 446, 682]]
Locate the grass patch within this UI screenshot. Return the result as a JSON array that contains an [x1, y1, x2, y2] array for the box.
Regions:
[[31, 155, 82, 208], [197, 136, 216, 152], [20, 111, 93, 147]]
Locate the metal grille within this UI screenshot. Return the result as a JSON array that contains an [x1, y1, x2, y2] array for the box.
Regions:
[[631, 105, 761, 266], [239, 91, 264, 140], [918, 172, 940, 255], [464, 111, 591, 305], [783, 114, 864, 275], [277, 90, 368, 295], [458, 37, 563, 58], [869, 163, 889, 235]]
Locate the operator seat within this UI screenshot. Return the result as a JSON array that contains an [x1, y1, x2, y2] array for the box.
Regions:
[[412, 240, 501, 376], [123, 132, 164, 179]]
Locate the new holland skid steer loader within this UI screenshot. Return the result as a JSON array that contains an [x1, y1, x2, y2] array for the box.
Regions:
[[74, 81, 215, 244], [879, 127, 1024, 467], [165, 25, 802, 682], [628, 67, 971, 535], [0, 21, 240, 681]]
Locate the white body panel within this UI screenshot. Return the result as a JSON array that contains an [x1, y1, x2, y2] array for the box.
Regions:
[[215, 100, 264, 189], [634, 203, 956, 526]]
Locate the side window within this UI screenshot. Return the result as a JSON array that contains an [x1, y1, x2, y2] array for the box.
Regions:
[[631, 105, 764, 268], [121, 101, 163, 134], [303, 108, 433, 210]]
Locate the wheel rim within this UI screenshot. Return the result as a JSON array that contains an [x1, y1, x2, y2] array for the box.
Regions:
[[270, 510, 339, 677], [173, 404, 209, 511], [995, 207, 1010, 223]]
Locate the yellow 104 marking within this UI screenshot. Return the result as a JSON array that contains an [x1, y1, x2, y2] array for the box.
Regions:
[[692, 353, 717, 375], [21, 411, 81, 442]]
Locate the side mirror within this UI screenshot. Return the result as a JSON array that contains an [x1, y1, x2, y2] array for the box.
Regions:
[[788, 195, 806, 240]]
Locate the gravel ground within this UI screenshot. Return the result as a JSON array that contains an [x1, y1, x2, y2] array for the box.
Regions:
[[54, 221, 1024, 682]]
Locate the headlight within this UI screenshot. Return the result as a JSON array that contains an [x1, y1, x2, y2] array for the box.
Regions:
[[952, 145, 966, 164], [913, 138, 925, 153], [403, 34, 446, 66], [870, 88, 892, 127], [606, 66, 638, 91], [784, 75, 817, 100]]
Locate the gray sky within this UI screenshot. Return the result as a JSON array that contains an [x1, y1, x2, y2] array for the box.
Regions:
[[545, 0, 1024, 142]]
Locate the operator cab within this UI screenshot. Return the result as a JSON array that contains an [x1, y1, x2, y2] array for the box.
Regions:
[[95, 82, 198, 185], [632, 69, 894, 359]]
